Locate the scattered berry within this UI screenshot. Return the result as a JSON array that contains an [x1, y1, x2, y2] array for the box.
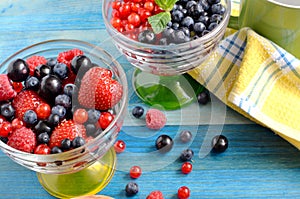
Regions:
[[114, 140, 126, 153], [181, 162, 193, 174], [0, 74, 17, 101], [7, 127, 37, 153], [177, 186, 190, 199], [132, 105, 144, 118], [179, 130, 193, 143], [145, 109, 167, 130], [146, 190, 164, 199], [211, 135, 228, 153], [197, 90, 210, 105], [155, 134, 173, 153], [180, 149, 194, 161], [125, 182, 139, 196], [129, 165, 142, 179]]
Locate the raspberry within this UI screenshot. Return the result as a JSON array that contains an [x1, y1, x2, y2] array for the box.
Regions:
[[145, 109, 167, 130], [146, 190, 164, 199], [7, 127, 37, 153], [0, 74, 17, 101], [26, 55, 47, 76], [57, 48, 83, 67]]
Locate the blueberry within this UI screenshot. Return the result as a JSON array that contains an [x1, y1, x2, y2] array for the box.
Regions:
[[197, 90, 210, 105], [181, 16, 194, 29], [0, 103, 15, 119], [208, 22, 218, 31], [51, 146, 62, 154], [71, 55, 92, 75], [172, 10, 184, 23], [23, 110, 38, 126], [179, 27, 191, 37], [132, 106, 144, 118], [87, 109, 101, 124], [194, 22, 206, 35], [25, 76, 40, 91], [211, 135, 228, 153], [34, 64, 52, 79], [159, 37, 169, 45], [85, 123, 98, 137], [173, 30, 188, 44], [55, 94, 72, 109], [210, 14, 223, 23], [34, 120, 52, 134], [211, 3, 226, 15], [208, 0, 221, 4], [53, 63, 69, 79], [39, 75, 63, 101], [162, 27, 175, 39], [63, 83, 78, 97], [155, 134, 173, 153], [125, 182, 139, 196], [201, 30, 210, 36], [37, 132, 50, 144], [61, 138, 72, 151], [172, 22, 180, 30], [0, 136, 8, 144], [138, 30, 156, 44], [180, 149, 194, 161], [188, 4, 204, 19], [46, 58, 58, 68], [7, 59, 29, 82], [198, 0, 210, 11], [72, 136, 85, 148], [46, 114, 60, 127], [180, 130, 193, 143], [196, 15, 210, 26], [186, 0, 197, 9], [51, 105, 66, 119], [178, 0, 189, 6]]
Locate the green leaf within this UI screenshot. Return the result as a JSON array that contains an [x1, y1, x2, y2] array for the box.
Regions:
[[148, 12, 171, 34], [155, 0, 178, 11]]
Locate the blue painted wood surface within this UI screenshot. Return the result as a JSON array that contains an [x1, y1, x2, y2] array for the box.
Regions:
[[0, 0, 300, 198]]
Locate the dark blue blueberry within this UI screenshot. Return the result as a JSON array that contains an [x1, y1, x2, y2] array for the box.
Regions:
[[51, 146, 62, 154], [188, 4, 204, 19], [208, 0, 221, 4], [210, 14, 223, 23], [55, 94, 72, 109], [63, 83, 78, 97], [37, 132, 50, 144], [46, 58, 58, 68], [162, 27, 175, 38], [23, 110, 38, 126], [125, 182, 139, 196], [71, 55, 92, 75], [172, 10, 184, 23], [172, 22, 180, 30], [196, 15, 210, 26], [87, 109, 101, 124], [159, 37, 169, 45], [25, 76, 40, 91], [39, 75, 63, 101], [180, 149, 194, 161], [211, 135, 228, 153], [201, 29, 210, 36], [167, 21, 173, 27], [132, 106, 144, 118], [72, 136, 85, 148], [173, 30, 188, 44], [46, 114, 60, 127], [85, 123, 99, 137], [181, 16, 194, 29], [53, 63, 69, 79], [197, 90, 210, 105], [208, 22, 218, 31], [186, 0, 197, 9], [179, 27, 191, 37], [51, 105, 66, 119], [7, 59, 29, 82], [138, 30, 156, 44], [194, 22, 206, 35], [34, 64, 52, 79], [0, 103, 15, 119], [211, 3, 226, 15], [178, 0, 189, 6], [198, 0, 210, 11], [34, 121, 52, 134], [61, 138, 72, 151]]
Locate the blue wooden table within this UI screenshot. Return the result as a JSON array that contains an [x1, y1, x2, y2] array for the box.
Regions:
[[1, 1, 300, 198]]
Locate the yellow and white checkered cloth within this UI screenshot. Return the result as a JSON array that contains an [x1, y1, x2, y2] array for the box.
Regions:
[[189, 27, 300, 149]]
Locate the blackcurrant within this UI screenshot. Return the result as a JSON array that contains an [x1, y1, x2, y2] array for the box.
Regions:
[[211, 135, 228, 153], [7, 59, 30, 82], [155, 134, 173, 153]]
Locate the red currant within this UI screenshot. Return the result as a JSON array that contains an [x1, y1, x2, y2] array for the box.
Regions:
[[11, 118, 24, 130], [111, 17, 123, 29], [34, 144, 51, 155], [177, 186, 190, 199], [12, 82, 23, 93], [35, 102, 51, 120], [119, 4, 131, 19], [114, 140, 126, 153], [144, 1, 154, 12], [73, 108, 88, 124], [0, 121, 12, 137], [131, 3, 141, 12], [98, 112, 114, 130], [139, 9, 152, 23], [112, 9, 120, 18], [129, 165, 142, 179], [112, 1, 122, 10], [128, 13, 141, 27], [181, 162, 192, 174]]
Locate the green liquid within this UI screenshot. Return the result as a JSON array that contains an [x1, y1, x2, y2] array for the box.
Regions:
[[37, 148, 116, 199], [133, 69, 204, 110]]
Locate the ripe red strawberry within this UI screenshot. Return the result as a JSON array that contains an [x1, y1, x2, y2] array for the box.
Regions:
[[0, 74, 17, 101], [49, 120, 87, 148], [146, 191, 164, 199], [26, 55, 47, 76], [7, 127, 37, 153], [78, 67, 123, 110], [12, 90, 45, 120]]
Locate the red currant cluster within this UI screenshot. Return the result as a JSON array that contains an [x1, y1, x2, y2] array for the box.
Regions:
[[110, 0, 163, 40]]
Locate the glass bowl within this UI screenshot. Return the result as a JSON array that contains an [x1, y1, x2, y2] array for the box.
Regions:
[[0, 39, 128, 198], [102, 0, 231, 76]]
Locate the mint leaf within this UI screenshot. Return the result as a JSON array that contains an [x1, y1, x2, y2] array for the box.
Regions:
[[148, 11, 171, 34], [155, 0, 178, 11]]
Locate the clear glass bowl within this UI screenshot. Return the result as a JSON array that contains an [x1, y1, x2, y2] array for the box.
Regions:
[[102, 0, 231, 76], [0, 39, 128, 198]]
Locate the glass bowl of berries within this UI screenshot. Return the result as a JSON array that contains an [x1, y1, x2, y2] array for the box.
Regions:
[[103, 0, 231, 110], [0, 39, 128, 198]]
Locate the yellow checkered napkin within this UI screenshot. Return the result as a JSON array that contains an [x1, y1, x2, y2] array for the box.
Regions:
[[189, 27, 300, 149]]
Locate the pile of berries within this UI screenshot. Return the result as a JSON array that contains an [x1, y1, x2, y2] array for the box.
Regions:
[[0, 48, 123, 155], [110, 0, 226, 45]]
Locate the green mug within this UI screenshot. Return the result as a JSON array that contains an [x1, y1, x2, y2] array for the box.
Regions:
[[230, 0, 300, 59]]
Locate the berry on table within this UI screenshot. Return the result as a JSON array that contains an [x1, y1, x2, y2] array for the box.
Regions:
[[181, 162, 193, 174], [155, 134, 173, 153], [177, 186, 190, 199], [197, 90, 210, 105], [211, 135, 228, 153], [0, 74, 17, 101], [132, 105, 144, 118], [145, 109, 167, 130], [114, 140, 126, 153], [146, 190, 164, 199], [179, 130, 193, 143], [180, 149, 194, 161], [129, 165, 142, 179], [125, 182, 139, 196]]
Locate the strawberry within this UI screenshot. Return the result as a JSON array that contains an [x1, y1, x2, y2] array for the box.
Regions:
[[49, 120, 87, 148], [7, 127, 37, 153], [0, 74, 17, 101], [26, 55, 47, 76], [78, 67, 123, 110], [12, 90, 45, 120]]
